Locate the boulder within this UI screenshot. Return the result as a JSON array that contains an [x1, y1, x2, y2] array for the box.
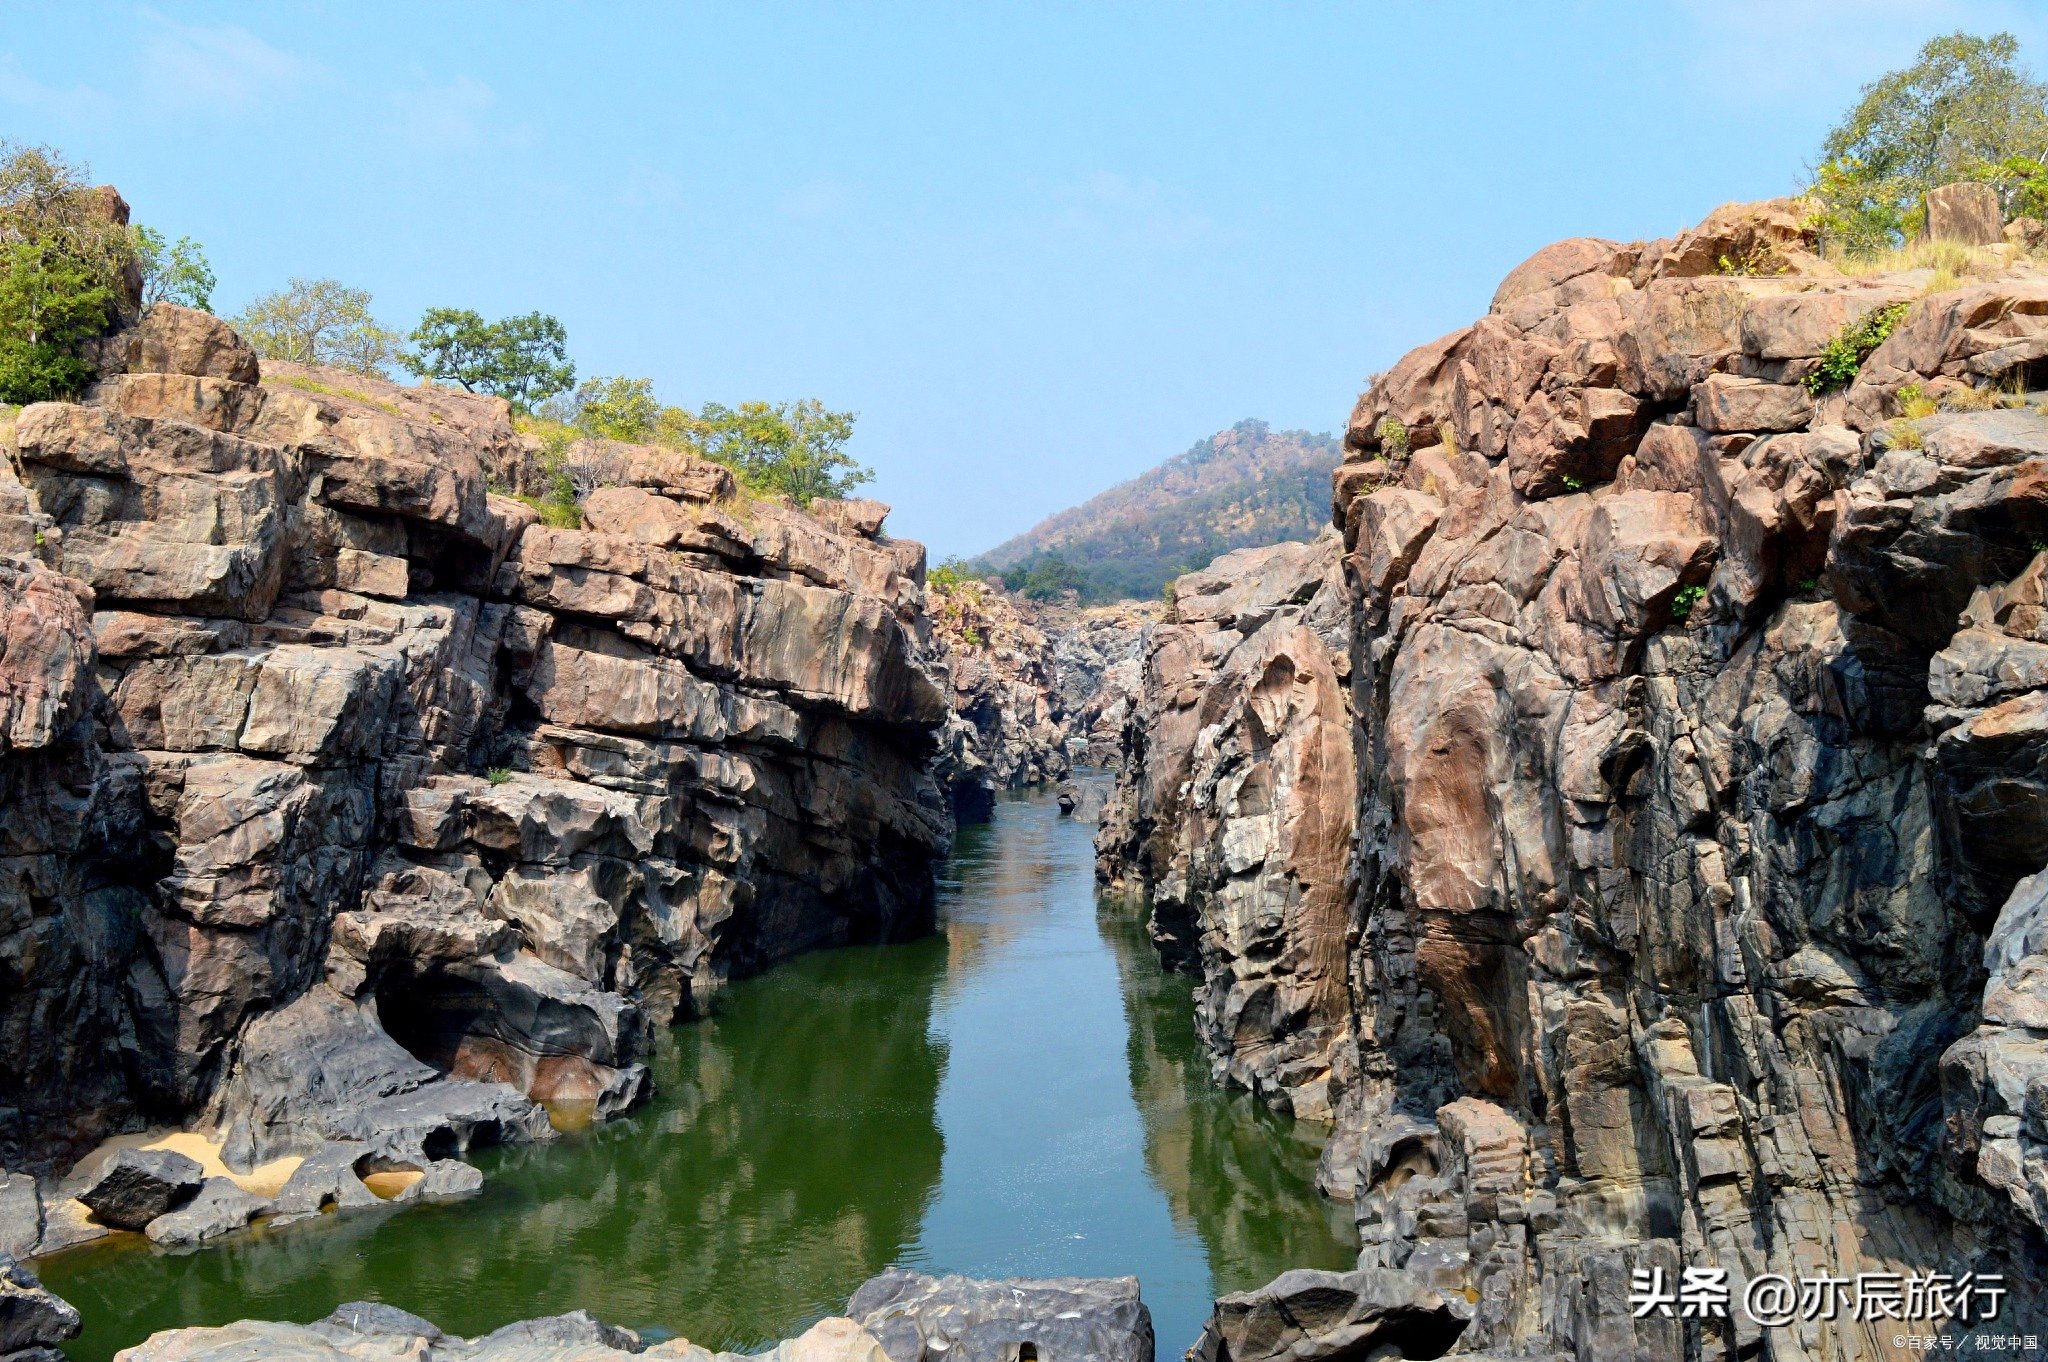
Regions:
[[1190, 1268, 1463, 1362], [143, 1177, 270, 1246], [97, 304, 262, 384], [1929, 180, 2004, 245], [0, 1173, 39, 1260], [1691, 372, 1813, 433], [77, 1147, 204, 1229], [0, 1254, 78, 1357], [846, 1269, 1153, 1362]]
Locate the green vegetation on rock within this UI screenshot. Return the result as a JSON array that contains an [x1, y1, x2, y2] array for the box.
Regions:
[[0, 142, 129, 403], [1804, 301, 1909, 394], [541, 376, 872, 509]]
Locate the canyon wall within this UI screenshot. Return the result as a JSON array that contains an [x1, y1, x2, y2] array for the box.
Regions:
[[1120, 199, 2048, 1357], [0, 303, 953, 1212]]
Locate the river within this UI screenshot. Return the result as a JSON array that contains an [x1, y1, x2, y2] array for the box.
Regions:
[[40, 778, 1356, 1360]]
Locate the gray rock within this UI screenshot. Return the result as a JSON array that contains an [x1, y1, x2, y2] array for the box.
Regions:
[[270, 1142, 383, 1217], [77, 1147, 203, 1230], [337, 1077, 554, 1164], [29, 1197, 107, 1254], [144, 1177, 270, 1246], [0, 1254, 79, 1355], [0, 1172, 39, 1260], [393, 1159, 483, 1203], [469, 1310, 643, 1354], [1190, 1268, 1462, 1362], [847, 1269, 1153, 1362]]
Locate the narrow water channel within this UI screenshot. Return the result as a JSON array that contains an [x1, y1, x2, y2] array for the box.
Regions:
[[41, 778, 1356, 1360]]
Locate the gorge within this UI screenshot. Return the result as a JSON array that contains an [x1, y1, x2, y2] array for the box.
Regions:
[[11, 179, 2048, 1362]]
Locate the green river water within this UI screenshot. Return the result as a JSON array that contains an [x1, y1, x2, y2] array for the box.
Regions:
[[40, 779, 1356, 1360]]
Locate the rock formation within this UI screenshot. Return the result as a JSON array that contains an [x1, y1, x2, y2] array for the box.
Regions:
[[1048, 599, 1163, 767], [1115, 197, 2048, 1356], [926, 577, 1071, 819], [1097, 534, 1355, 1122], [0, 298, 953, 1251], [110, 1271, 1154, 1362]]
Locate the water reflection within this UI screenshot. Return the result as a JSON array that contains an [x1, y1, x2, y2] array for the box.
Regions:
[[42, 940, 949, 1360], [1101, 900, 1357, 1286]]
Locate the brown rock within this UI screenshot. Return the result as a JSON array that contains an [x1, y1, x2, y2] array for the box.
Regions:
[[1928, 180, 2004, 245]]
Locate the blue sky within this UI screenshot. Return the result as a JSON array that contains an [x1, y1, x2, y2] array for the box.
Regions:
[[7, 2, 2048, 558]]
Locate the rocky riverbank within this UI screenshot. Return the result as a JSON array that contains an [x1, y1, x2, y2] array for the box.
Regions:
[[104, 1270, 1154, 1362], [0, 236, 954, 1261], [1104, 196, 2048, 1356]]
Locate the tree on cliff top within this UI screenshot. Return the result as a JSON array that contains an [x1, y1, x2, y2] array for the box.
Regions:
[[404, 307, 575, 413], [134, 227, 215, 313], [0, 141, 129, 403], [541, 375, 872, 509], [695, 399, 870, 507], [1810, 31, 2048, 250], [233, 278, 403, 376]]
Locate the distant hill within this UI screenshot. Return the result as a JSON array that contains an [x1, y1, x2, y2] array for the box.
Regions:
[[972, 419, 1342, 603]]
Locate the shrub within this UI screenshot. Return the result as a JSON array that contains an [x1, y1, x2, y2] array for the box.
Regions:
[[0, 142, 130, 402], [1895, 382, 1940, 418], [1376, 417, 1410, 457], [1805, 302, 1909, 394], [928, 557, 971, 592], [1671, 584, 1707, 620], [485, 767, 515, 785]]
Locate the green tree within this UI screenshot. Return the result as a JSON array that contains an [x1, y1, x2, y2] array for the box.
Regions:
[[0, 142, 129, 403], [404, 307, 574, 412], [566, 374, 664, 442], [0, 241, 113, 402], [695, 398, 870, 507], [133, 227, 215, 312], [1810, 32, 2048, 249], [232, 278, 402, 375]]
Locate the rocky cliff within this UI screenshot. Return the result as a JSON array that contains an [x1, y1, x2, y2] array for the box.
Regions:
[[0, 302, 952, 1246], [926, 577, 1070, 819], [1116, 199, 2048, 1356], [1097, 536, 1354, 1123]]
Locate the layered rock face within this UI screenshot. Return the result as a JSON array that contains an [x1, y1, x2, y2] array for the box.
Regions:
[[1097, 534, 1355, 1121], [0, 304, 951, 1198], [1309, 202, 2048, 1355], [927, 578, 1071, 819]]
